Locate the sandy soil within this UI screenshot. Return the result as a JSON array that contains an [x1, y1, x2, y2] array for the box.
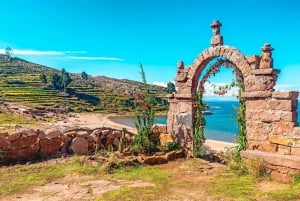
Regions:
[[54, 113, 236, 152], [54, 113, 137, 133]]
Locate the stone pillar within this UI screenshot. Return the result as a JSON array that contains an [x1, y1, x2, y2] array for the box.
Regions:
[[167, 93, 194, 158]]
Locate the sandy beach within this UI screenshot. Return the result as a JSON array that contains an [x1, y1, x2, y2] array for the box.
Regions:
[[54, 113, 236, 152]]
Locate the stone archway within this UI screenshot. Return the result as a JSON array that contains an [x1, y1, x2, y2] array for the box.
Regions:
[[166, 21, 300, 181]]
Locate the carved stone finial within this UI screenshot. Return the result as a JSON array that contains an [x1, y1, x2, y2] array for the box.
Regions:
[[210, 20, 223, 47], [259, 43, 274, 69], [177, 60, 184, 70], [175, 60, 188, 83]]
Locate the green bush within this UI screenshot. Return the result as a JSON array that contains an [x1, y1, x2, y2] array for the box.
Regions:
[[166, 142, 181, 151]]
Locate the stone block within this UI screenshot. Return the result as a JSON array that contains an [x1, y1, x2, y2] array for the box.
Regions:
[[143, 155, 168, 165], [37, 130, 46, 139], [246, 83, 273, 92], [269, 135, 293, 146], [46, 130, 61, 139], [101, 129, 111, 136], [245, 100, 268, 110], [291, 147, 300, 156], [242, 91, 272, 98], [248, 141, 277, 152], [153, 124, 167, 136], [280, 111, 298, 122], [277, 145, 291, 155], [270, 99, 298, 111], [61, 135, 73, 153], [178, 102, 192, 113], [40, 137, 62, 155], [11, 131, 38, 149], [70, 137, 88, 155], [293, 127, 300, 137], [272, 122, 296, 135], [272, 91, 299, 99], [164, 151, 177, 161], [251, 68, 279, 75], [246, 110, 280, 122], [6, 142, 39, 161], [64, 131, 77, 137], [105, 133, 116, 148], [246, 121, 271, 141], [76, 130, 89, 138], [0, 136, 11, 150], [159, 133, 173, 148]]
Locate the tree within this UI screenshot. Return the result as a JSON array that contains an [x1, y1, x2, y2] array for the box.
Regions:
[[81, 71, 88, 81], [60, 68, 72, 91], [166, 81, 176, 93], [40, 73, 47, 84], [4, 46, 13, 62], [50, 73, 61, 90], [5, 46, 13, 57]]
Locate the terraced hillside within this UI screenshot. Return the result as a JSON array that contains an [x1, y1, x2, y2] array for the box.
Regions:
[[0, 54, 169, 114]]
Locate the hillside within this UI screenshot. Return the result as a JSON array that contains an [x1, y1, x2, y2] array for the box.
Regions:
[[0, 54, 169, 115]]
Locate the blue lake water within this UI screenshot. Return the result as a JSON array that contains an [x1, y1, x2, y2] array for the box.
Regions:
[[111, 101, 300, 143]]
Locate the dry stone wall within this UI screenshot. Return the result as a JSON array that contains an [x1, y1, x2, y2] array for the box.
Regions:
[[0, 127, 133, 163]]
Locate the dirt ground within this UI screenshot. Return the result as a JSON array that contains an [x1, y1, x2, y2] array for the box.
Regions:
[[0, 159, 219, 201], [1, 157, 289, 201]]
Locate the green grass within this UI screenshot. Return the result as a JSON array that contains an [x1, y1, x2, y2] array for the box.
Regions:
[[0, 156, 100, 196], [97, 165, 170, 201], [1, 157, 300, 200], [208, 169, 300, 201], [0, 113, 36, 126]]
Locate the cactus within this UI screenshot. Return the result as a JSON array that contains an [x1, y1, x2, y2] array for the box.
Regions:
[[118, 128, 126, 153]]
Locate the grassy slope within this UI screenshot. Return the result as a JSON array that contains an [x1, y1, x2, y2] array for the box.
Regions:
[[0, 54, 168, 114], [0, 157, 299, 201]]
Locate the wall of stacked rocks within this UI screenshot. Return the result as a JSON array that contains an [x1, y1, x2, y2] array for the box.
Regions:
[[0, 127, 133, 163]]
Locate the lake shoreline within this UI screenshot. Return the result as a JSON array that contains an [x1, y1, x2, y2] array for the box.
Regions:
[[53, 113, 236, 152], [108, 114, 237, 152]]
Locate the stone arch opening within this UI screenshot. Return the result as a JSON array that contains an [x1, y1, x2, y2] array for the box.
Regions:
[[166, 20, 299, 165]]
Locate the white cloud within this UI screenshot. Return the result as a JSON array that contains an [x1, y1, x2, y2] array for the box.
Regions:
[[274, 84, 299, 92], [0, 49, 65, 56], [64, 51, 87, 54], [153, 81, 168, 87], [0, 48, 124, 62], [67, 56, 124, 61], [203, 82, 239, 97]]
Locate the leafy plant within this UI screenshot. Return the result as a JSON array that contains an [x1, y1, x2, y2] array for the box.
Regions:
[[193, 90, 206, 157], [166, 142, 181, 151], [132, 63, 158, 154]]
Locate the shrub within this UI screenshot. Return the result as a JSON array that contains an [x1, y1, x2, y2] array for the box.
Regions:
[[132, 63, 159, 154]]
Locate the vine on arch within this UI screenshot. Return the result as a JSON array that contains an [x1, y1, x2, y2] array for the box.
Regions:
[[194, 58, 246, 159]]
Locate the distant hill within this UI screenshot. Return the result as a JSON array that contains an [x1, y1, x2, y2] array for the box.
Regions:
[[0, 54, 169, 114]]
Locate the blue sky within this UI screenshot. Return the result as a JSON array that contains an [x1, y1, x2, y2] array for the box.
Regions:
[[0, 0, 300, 94]]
